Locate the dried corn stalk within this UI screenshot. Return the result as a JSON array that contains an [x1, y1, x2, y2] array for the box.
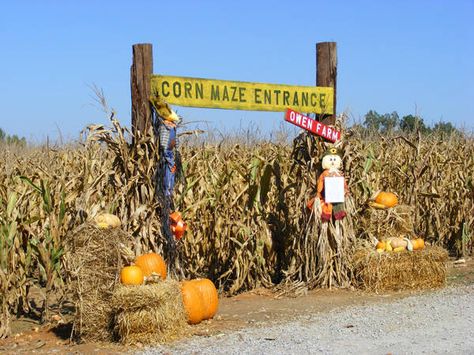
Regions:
[[0, 117, 473, 336]]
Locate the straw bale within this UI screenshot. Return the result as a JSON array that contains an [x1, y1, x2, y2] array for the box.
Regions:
[[111, 281, 188, 345], [352, 246, 448, 293], [359, 204, 415, 241], [64, 223, 129, 342]]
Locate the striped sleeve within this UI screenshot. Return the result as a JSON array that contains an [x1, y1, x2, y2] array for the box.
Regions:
[[159, 124, 170, 150]]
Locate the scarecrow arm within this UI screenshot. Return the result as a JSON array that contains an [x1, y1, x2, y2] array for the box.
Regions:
[[317, 170, 329, 199], [159, 123, 170, 150]]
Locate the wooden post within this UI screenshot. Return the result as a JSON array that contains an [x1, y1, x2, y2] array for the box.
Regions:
[[131, 43, 153, 140], [316, 42, 337, 125]]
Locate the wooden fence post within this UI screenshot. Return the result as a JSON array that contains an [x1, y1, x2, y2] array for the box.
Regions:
[[131, 43, 153, 141], [316, 42, 337, 125]]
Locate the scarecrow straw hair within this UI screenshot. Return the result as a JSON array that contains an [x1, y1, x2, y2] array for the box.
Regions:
[[111, 281, 188, 345], [352, 246, 448, 293], [64, 223, 129, 342]]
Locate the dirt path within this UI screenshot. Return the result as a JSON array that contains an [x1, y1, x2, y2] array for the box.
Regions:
[[1, 258, 473, 354]]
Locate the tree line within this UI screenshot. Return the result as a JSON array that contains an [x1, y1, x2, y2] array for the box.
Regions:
[[357, 110, 459, 135], [0, 128, 27, 146], [0, 112, 462, 148]]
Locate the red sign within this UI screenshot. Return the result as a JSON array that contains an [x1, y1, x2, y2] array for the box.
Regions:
[[284, 108, 341, 142]]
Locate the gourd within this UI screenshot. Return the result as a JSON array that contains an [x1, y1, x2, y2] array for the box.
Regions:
[[190, 279, 219, 320], [387, 237, 407, 249], [411, 238, 425, 250], [120, 266, 144, 285], [374, 192, 398, 208], [170, 211, 182, 224], [368, 201, 388, 210], [135, 252, 167, 279], [95, 213, 121, 229], [169, 211, 187, 240], [376, 241, 386, 250], [181, 281, 206, 324], [171, 220, 187, 240]]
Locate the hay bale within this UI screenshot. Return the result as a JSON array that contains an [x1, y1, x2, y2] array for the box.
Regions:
[[360, 204, 415, 241], [111, 280, 188, 345], [352, 246, 448, 293], [64, 223, 129, 342]]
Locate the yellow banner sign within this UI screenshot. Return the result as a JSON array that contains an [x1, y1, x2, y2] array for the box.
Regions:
[[151, 75, 334, 114]]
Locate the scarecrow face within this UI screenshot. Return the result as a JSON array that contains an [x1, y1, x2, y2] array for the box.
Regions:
[[166, 109, 180, 123], [322, 153, 342, 170]]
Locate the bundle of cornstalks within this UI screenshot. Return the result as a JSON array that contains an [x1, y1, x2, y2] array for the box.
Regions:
[[277, 129, 357, 291]]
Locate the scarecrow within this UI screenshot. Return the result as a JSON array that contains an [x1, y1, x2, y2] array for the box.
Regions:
[[151, 97, 183, 265], [317, 147, 348, 221], [307, 147, 348, 221], [288, 113, 355, 288], [151, 97, 181, 200]]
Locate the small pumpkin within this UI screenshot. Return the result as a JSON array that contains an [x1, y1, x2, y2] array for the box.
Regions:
[[95, 213, 121, 229], [411, 238, 425, 250], [135, 253, 167, 279], [120, 265, 144, 285], [181, 281, 206, 324], [190, 279, 219, 320], [376, 241, 386, 250], [387, 237, 407, 249], [374, 192, 398, 208]]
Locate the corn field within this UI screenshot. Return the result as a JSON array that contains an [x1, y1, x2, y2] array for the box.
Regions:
[[1, 117, 473, 337]]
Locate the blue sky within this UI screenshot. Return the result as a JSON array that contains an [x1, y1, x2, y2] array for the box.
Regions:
[[1, 0, 473, 142]]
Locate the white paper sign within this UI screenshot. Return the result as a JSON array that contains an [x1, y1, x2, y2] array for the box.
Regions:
[[324, 176, 345, 203]]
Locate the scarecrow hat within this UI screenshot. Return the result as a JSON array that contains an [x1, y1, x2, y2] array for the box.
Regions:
[[322, 147, 342, 158], [150, 95, 182, 123]]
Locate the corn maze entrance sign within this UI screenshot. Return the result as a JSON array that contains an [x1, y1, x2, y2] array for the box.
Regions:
[[130, 42, 337, 139], [151, 75, 334, 114]]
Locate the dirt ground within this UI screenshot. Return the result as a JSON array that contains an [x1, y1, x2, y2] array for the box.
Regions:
[[1, 257, 473, 355]]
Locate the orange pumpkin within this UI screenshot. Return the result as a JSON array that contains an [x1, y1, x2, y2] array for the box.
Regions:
[[135, 253, 167, 279], [376, 241, 386, 250], [181, 281, 206, 324], [375, 192, 398, 208], [120, 266, 144, 285], [411, 238, 425, 250], [190, 279, 219, 320]]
